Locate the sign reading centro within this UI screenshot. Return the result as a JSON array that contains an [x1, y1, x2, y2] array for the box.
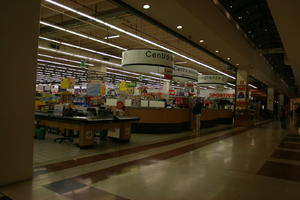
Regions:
[[122, 49, 174, 74], [173, 65, 198, 82]]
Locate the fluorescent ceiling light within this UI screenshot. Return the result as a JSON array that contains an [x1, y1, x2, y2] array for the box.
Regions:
[[38, 53, 94, 66], [40, 21, 127, 51], [44, 0, 235, 80], [150, 72, 164, 77], [39, 46, 169, 83], [39, 37, 122, 60], [104, 35, 120, 39], [37, 59, 85, 69], [248, 84, 257, 89], [38, 46, 121, 67], [227, 82, 257, 89]]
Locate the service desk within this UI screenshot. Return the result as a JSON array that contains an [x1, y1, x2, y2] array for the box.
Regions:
[[126, 107, 190, 133], [200, 109, 233, 127], [35, 113, 139, 148]]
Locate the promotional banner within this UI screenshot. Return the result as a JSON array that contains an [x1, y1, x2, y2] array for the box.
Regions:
[[87, 80, 101, 96], [235, 70, 248, 110], [61, 78, 75, 89]]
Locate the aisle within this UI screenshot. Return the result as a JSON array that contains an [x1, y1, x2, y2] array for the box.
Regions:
[[3, 122, 300, 200]]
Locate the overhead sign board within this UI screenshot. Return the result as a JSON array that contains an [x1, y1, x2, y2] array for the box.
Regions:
[[122, 49, 174, 74], [198, 75, 227, 85], [173, 65, 198, 82]]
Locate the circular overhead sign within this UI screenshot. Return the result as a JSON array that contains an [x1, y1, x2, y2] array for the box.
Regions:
[[173, 65, 198, 82], [122, 49, 174, 74]]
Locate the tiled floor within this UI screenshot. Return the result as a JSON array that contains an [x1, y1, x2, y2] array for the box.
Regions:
[[33, 125, 232, 166], [4, 121, 300, 200]]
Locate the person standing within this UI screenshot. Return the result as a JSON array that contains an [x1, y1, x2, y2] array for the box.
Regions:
[[193, 99, 203, 135]]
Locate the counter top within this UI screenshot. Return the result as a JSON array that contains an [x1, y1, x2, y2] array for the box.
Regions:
[[35, 112, 139, 124]]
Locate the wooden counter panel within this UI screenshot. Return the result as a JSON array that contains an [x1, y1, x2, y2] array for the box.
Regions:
[[126, 108, 190, 124], [201, 109, 233, 121]]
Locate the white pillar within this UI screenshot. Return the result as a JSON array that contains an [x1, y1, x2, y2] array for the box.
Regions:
[[162, 80, 170, 99], [0, 0, 40, 185], [267, 88, 274, 111]]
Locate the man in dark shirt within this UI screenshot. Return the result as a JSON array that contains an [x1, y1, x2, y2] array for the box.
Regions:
[[193, 99, 203, 135]]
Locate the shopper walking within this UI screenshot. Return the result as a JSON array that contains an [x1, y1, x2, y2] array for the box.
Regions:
[[193, 99, 203, 135], [280, 106, 288, 129]]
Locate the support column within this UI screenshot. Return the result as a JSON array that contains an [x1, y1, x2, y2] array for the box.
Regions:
[[0, 1, 40, 185], [162, 80, 170, 99], [267, 87, 274, 112], [235, 69, 252, 126]]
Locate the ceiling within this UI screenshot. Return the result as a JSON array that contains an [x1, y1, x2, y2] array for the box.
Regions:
[[267, 0, 300, 96], [219, 0, 297, 94], [37, 0, 294, 95], [113, 0, 296, 95]]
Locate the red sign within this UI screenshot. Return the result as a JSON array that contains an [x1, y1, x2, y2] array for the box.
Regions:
[[208, 93, 234, 98], [169, 90, 175, 96]]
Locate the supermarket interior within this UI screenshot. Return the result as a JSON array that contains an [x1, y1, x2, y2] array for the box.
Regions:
[[1, 0, 300, 200]]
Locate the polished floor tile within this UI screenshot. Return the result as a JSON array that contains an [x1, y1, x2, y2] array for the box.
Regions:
[[279, 142, 300, 150], [257, 161, 300, 183], [271, 149, 300, 161], [63, 186, 129, 200], [4, 121, 294, 200], [44, 179, 86, 194]]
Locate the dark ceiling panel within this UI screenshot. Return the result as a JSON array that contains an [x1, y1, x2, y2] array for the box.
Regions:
[[219, 0, 297, 93]]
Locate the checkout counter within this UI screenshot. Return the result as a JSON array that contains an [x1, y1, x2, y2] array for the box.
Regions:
[[126, 107, 233, 133], [200, 109, 233, 128], [35, 111, 139, 148], [126, 107, 190, 133]]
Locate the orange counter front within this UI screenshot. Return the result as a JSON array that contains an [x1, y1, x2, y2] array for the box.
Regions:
[[201, 109, 233, 121], [125, 107, 233, 133], [126, 107, 190, 133]]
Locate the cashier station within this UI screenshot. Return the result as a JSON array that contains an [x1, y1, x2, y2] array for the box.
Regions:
[[35, 105, 139, 148]]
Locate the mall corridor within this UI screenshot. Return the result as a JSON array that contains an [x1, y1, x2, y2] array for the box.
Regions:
[[2, 121, 300, 200]]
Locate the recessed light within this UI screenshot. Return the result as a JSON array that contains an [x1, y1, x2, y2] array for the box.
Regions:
[[227, 57, 231, 60], [215, 50, 220, 53], [177, 25, 183, 29], [199, 39, 204, 43], [143, 4, 150, 9], [104, 35, 120, 39], [236, 63, 239, 66]]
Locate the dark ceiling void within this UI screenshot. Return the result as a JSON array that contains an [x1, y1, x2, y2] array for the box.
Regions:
[[219, 0, 298, 94]]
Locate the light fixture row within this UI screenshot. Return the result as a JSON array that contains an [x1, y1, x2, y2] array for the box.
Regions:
[[44, 0, 236, 80]]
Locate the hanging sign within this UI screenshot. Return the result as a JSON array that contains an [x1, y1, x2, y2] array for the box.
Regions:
[[61, 78, 75, 89], [236, 71, 248, 109], [119, 81, 127, 92], [173, 65, 198, 82], [198, 75, 227, 85], [122, 49, 174, 74], [127, 82, 137, 87], [87, 80, 101, 96]]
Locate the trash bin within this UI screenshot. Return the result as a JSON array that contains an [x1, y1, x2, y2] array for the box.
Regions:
[[36, 127, 46, 140]]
